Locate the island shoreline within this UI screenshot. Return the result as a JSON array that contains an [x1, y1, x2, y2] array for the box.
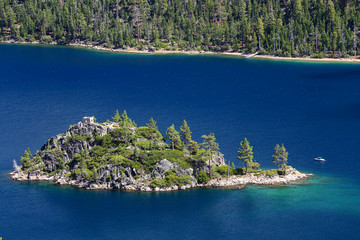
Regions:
[[10, 169, 313, 192], [1, 40, 360, 64], [10, 115, 314, 193]]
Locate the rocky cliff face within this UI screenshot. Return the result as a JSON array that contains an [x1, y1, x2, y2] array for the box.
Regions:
[[40, 117, 114, 163], [12, 117, 227, 191]]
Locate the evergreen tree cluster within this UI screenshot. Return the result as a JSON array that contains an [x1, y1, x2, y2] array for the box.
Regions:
[[1, 0, 359, 57], [237, 138, 288, 174]]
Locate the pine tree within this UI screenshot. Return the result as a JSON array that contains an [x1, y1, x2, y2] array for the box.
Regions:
[[120, 110, 136, 127], [180, 120, 192, 147], [237, 138, 253, 175], [272, 144, 281, 168], [166, 124, 181, 150], [112, 109, 121, 123], [20, 147, 32, 170], [201, 133, 219, 178], [255, 18, 265, 51], [279, 144, 289, 168], [188, 140, 199, 155], [1, 0, 358, 58], [273, 143, 289, 169], [146, 117, 158, 148]]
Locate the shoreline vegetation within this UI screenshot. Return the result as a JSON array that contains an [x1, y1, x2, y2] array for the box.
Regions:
[[1, 0, 359, 63], [10, 167, 312, 191], [11, 111, 312, 192], [2, 40, 360, 63]]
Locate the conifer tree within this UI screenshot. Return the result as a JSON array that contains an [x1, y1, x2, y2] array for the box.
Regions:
[[188, 140, 199, 155], [112, 109, 121, 123], [273, 144, 281, 168], [166, 124, 181, 150], [120, 110, 136, 127], [120, 110, 129, 125], [279, 144, 289, 168], [201, 133, 219, 178], [255, 18, 265, 51], [273, 143, 289, 169], [237, 138, 253, 175], [147, 117, 158, 148], [1, 0, 358, 59], [20, 147, 32, 170], [180, 120, 192, 147]]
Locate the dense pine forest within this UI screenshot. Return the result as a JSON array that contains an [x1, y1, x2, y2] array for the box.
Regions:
[[0, 0, 359, 58]]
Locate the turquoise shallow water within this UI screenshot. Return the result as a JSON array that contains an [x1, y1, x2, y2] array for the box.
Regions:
[[0, 44, 360, 239]]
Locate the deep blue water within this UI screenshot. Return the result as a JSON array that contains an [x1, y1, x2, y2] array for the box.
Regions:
[[1, 44, 360, 240]]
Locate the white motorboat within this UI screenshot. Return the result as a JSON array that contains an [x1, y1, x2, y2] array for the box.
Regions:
[[314, 157, 326, 161]]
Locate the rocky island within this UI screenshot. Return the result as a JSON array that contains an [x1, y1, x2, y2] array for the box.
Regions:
[[11, 111, 311, 191]]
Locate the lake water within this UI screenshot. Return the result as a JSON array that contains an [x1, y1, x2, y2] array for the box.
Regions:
[[0, 44, 360, 240]]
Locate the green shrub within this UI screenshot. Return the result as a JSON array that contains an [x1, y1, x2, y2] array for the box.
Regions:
[[214, 165, 234, 177], [150, 178, 166, 188], [44, 148, 64, 158], [169, 157, 192, 169], [265, 169, 278, 177], [116, 146, 133, 157], [70, 168, 94, 180], [83, 168, 95, 180], [40, 35, 53, 43], [27, 165, 39, 172], [86, 160, 100, 170], [178, 175, 192, 186], [247, 168, 258, 173], [135, 126, 151, 139], [161, 150, 186, 160], [234, 167, 246, 175], [148, 150, 192, 169], [65, 134, 90, 145], [119, 158, 143, 171], [155, 41, 168, 49], [277, 169, 286, 175], [109, 154, 126, 165], [135, 126, 163, 140], [57, 157, 65, 170], [196, 171, 210, 183], [136, 141, 151, 150], [67, 156, 79, 169], [164, 171, 192, 187], [94, 134, 114, 148], [163, 171, 178, 186], [265, 170, 274, 177], [151, 171, 192, 188], [192, 148, 207, 162], [33, 155, 42, 163], [90, 146, 108, 162], [26, 35, 36, 42]]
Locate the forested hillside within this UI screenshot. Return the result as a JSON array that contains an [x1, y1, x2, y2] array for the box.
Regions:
[[0, 0, 359, 58]]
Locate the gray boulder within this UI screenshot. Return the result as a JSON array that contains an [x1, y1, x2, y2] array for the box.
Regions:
[[212, 152, 226, 166], [174, 167, 193, 176], [152, 159, 177, 179]]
